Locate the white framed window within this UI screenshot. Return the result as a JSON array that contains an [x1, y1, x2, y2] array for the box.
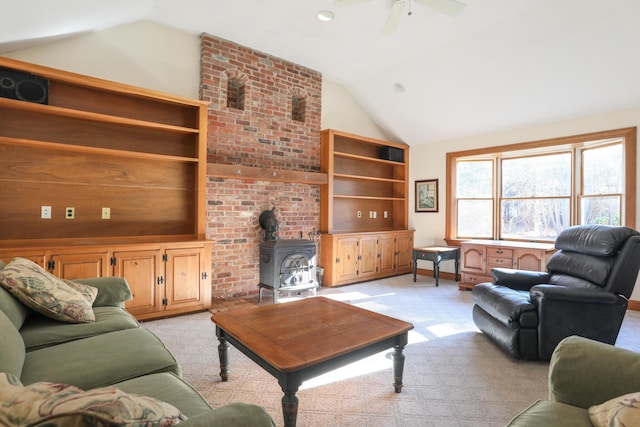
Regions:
[[446, 128, 636, 244]]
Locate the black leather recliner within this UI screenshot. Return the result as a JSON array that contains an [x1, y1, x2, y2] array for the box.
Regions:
[[471, 224, 640, 360]]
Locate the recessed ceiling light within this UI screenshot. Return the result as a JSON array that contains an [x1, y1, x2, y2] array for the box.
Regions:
[[317, 10, 335, 22]]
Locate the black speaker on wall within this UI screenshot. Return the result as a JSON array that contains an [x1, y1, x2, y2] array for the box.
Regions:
[[0, 67, 49, 104], [380, 146, 404, 162]]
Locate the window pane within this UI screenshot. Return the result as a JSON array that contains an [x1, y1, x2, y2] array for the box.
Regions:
[[501, 199, 570, 240], [457, 161, 492, 198], [457, 200, 492, 238], [581, 196, 621, 225], [583, 144, 622, 194], [502, 153, 571, 197]]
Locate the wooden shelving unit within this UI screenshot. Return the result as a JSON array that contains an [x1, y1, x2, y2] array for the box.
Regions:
[[320, 129, 413, 286], [321, 129, 409, 234], [0, 57, 211, 319]]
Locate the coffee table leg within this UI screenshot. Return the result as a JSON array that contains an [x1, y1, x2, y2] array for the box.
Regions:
[[278, 373, 302, 427], [217, 336, 230, 382], [282, 390, 299, 427], [392, 343, 406, 393]]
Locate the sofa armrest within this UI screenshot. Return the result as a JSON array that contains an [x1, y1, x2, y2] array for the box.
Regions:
[[180, 403, 275, 427], [549, 336, 640, 408], [491, 268, 551, 291], [72, 277, 133, 308]]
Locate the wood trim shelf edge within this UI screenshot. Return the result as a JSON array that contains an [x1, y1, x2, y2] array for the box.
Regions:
[[206, 163, 328, 185]]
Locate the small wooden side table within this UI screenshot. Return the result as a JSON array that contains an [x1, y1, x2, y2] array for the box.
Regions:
[[413, 246, 460, 286]]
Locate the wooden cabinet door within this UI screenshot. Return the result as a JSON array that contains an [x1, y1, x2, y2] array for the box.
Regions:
[[0, 250, 46, 268], [461, 243, 486, 274], [113, 249, 163, 317], [50, 251, 109, 279], [395, 232, 414, 272], [516, 249, 546, 272], [378, 234, 396, 274], [165, 247, 206, 311], [358, 235, 379, 279], [335, 237, 359, 283]]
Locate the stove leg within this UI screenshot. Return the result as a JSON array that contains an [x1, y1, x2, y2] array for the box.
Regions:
[[273, 288, 278, 304], [258, 287, 263, 303]]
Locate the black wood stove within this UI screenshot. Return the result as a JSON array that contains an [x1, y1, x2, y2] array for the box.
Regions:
[[257, 209, 318, 303]]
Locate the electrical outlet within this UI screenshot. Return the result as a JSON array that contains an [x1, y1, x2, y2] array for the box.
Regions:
[[101, 207, 111, 220], [369, 211, 373, 218], [41, 206, 52, 219], [357, 210, 362, 218], [65, 207, 75, 220], [373, 211, 377, 218], [384, 210, 388, 218]]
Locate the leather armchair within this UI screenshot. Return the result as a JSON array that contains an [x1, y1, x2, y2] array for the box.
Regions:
[[471, 225, 640, 360]]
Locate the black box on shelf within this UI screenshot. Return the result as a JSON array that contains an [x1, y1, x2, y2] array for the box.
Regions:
[[380, 146, 404, 162]]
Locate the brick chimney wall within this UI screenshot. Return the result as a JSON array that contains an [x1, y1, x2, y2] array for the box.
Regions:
[[200, 34, 322, 299]]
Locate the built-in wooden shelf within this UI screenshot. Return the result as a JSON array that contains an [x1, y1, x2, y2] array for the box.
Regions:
[[207, 163, 327, 185], [0, 56, 211, 320]]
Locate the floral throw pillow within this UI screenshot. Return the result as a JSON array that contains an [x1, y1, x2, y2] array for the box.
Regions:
[[0, 257, 97, 323], [0, 373, 182, 426], [589, 392, 640, 427]]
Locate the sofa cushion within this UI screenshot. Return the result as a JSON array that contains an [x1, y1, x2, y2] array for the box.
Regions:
[[589, 392, 640, 427], [20, 306, 140, 351], [0, 372, 181, 426], [549, 336, 640, 409], [507, 399, 592, 426], [73, 276, 134, 308], [114, 372, 213, 418], [21, 328, 180, 390], [0, 257, 97, 323], [0, 283, 30, 330], [0, 309, 26, 377], [114, 373, 276, 426]]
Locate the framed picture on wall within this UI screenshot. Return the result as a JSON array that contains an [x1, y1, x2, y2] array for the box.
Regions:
[[415, 179, 438, 212]]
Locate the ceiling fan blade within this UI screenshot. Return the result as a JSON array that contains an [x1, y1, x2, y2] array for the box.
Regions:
[[333, 0, 373, 7], [415, 0, 466, 16], [383, 0, 407, 34]]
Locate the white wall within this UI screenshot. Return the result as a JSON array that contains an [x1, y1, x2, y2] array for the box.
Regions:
[[410, 108, 640, 299], [7, 20, 384, 139], [7, 21, 201, 99], [321, 81, 385, 138]]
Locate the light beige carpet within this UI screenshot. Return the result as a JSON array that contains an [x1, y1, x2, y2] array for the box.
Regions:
[[142, 274, 640, 426]]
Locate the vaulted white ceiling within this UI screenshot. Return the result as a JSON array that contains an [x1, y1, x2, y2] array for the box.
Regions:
[[2, 0, 639, 145]]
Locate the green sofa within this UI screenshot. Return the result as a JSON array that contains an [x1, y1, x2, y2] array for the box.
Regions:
[[508, 335, 640, 426], [0, 259, 274, 426]]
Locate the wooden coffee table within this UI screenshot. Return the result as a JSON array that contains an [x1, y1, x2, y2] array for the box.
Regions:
[[211, 297, 414, 427]]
